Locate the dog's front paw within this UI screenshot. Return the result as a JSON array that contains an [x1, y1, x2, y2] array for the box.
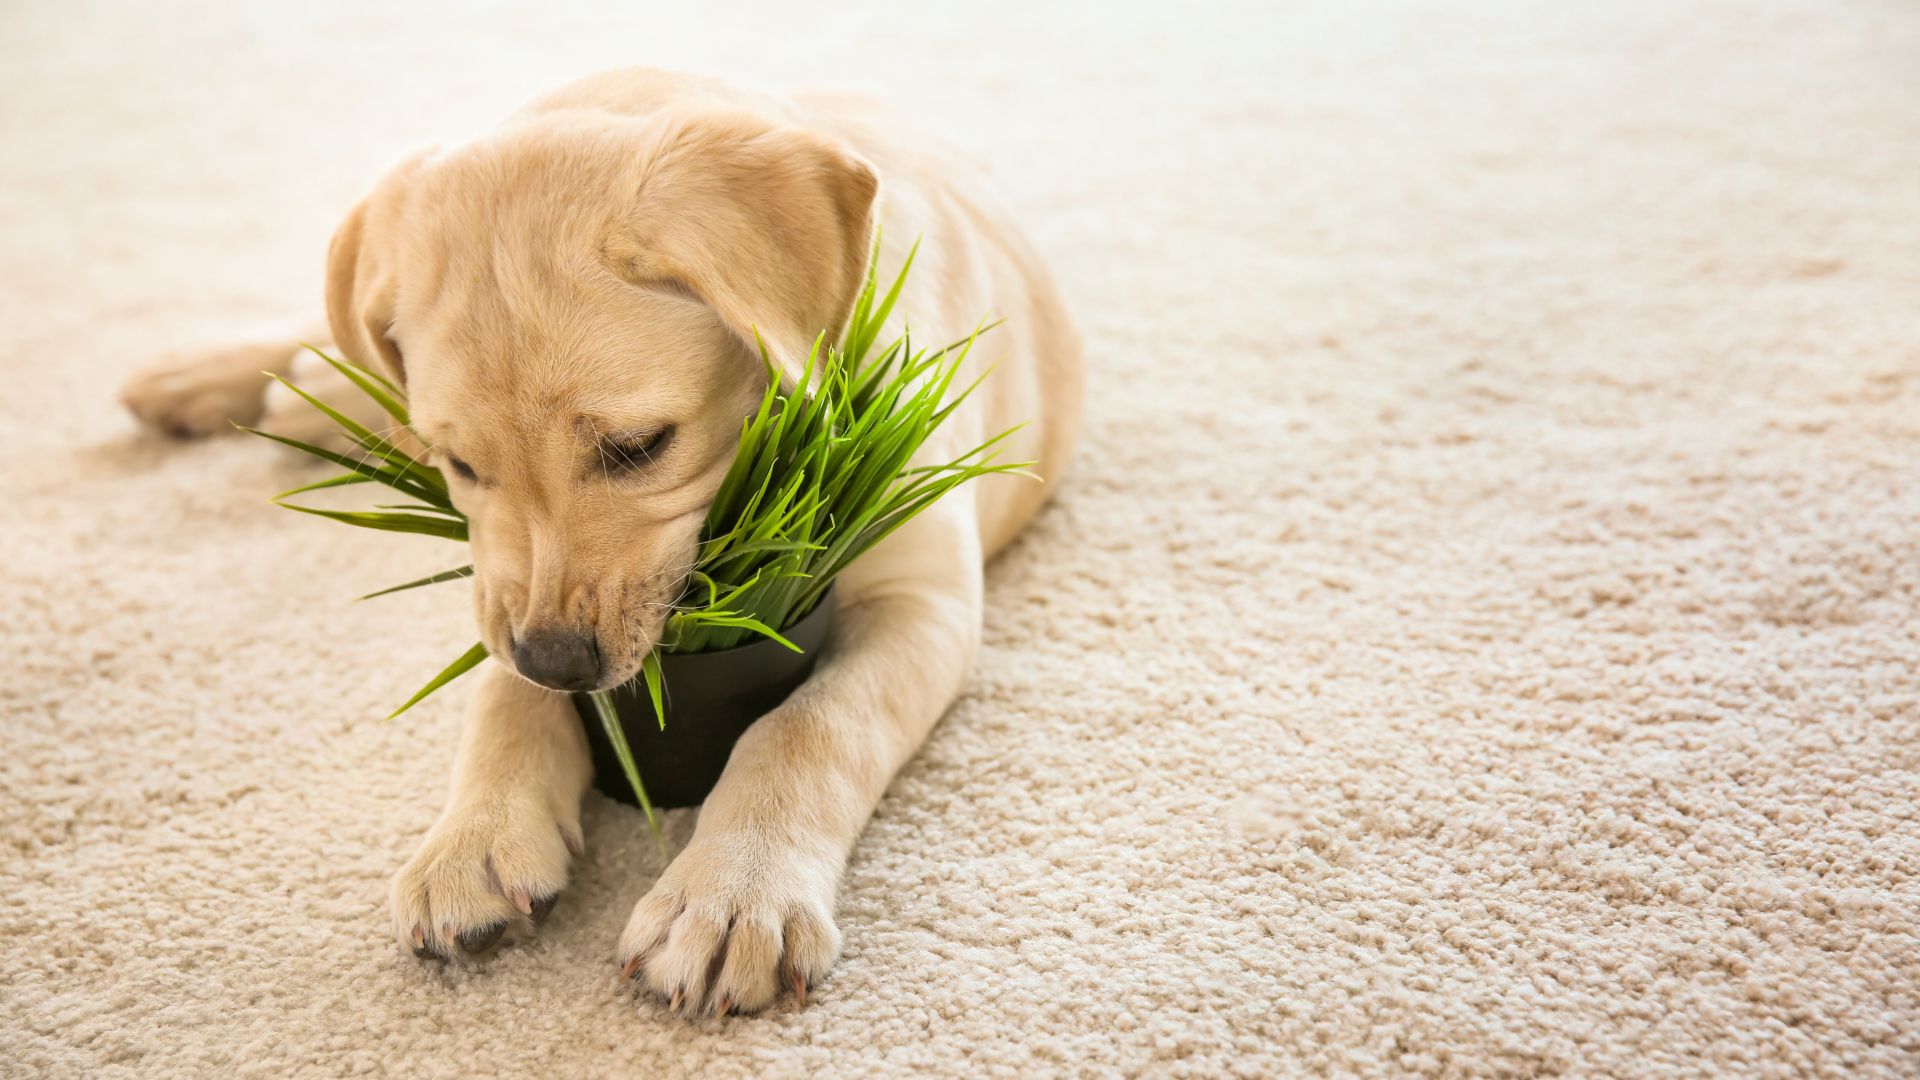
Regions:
[[390, 796, 582, 961], [619, 835, 843, 1017]]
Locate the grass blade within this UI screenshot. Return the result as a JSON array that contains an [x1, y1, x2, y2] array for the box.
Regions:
[[273, 502, 468, 541], [274, 472, 372, 499], [387, 642, 488, 719], [359, 565, 474, 600], [589, 689, 665, 855], [241, 425, 439, 503], [306, 344, 410, 427]]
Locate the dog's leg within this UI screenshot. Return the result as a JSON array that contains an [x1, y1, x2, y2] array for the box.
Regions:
[[122, 329, 417, 457], [618, 505, 983, 1015], [391, 664, 592, 960], [119, 329, 318, 438]]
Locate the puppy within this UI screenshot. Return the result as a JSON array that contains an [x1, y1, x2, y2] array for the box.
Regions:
[[121, 68, 1083, 1016]]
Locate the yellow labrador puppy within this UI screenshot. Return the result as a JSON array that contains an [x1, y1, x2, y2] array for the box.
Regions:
[[120, 68, 1082, 1016]]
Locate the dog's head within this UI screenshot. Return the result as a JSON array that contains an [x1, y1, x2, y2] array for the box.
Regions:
[[325, 109, 878, 692]]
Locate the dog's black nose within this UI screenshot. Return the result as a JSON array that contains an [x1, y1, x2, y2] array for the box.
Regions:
[[511, 628, 601, 691]]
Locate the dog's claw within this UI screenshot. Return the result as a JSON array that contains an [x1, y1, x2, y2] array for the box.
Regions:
[[788, 967, 808, 1006], [715, 994, 733, 1017], [670, 988, 684, 1013], [530, 893, 559, 924], [621, 954, 644, 980], [510, 888, 533, 916], [457, 921, 508, 954]]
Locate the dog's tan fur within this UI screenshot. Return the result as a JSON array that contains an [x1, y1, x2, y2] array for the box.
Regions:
[[120, 68, 1082, 1017]]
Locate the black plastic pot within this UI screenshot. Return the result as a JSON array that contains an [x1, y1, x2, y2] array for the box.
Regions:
[[572, 591, 836, 809]]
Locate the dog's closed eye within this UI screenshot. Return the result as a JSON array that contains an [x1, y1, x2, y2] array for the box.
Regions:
[[443, 452, 480, 483], [598, 426, 674, 473]]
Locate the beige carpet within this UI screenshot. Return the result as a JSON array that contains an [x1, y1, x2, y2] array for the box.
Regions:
[[5, 1, 1919, 1076]]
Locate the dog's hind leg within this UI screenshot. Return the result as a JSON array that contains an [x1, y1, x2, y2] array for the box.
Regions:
[[119, 327, 319, 439], [120, 326, 415, 456]]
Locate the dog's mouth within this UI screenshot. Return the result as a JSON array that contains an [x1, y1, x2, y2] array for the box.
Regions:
[[481, 568, 690, 694]]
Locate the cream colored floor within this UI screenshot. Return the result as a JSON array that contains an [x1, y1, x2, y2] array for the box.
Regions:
[[3, 1, 1917, 1076]]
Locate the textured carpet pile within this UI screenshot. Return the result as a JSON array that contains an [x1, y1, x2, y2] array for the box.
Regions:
[[3, 1, 1917, 1076]]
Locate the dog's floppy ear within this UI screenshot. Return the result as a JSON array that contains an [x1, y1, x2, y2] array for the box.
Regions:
[[604, 110, 880, 383], [325, 149, 436, 388]]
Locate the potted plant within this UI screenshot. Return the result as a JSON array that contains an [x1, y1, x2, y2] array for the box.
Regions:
[[246, 243, 1028, 839]]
